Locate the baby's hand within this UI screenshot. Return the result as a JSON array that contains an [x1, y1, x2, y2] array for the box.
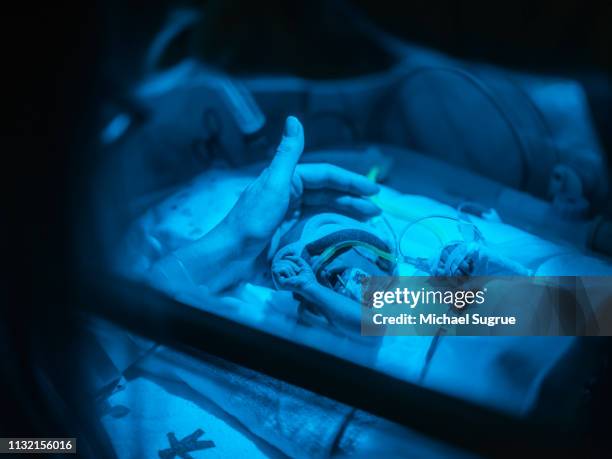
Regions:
[[434, 242, 476, 277], [272, 253, 317, 293]]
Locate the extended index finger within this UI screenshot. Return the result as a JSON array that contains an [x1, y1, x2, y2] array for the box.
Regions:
[[296, 163, 380, 196]]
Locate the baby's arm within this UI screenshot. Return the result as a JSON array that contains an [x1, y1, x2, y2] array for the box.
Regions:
[[300, 281, 363, 331], [434, 242, 532, 276], [272, 254, 362, 331]]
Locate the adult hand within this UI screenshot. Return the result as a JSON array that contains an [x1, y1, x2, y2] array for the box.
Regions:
[[158, 116, 381, 291], [226, 116, 381, 255]]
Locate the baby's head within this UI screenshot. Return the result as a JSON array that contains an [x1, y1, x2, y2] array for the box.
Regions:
[[271, 213, 396, 299]]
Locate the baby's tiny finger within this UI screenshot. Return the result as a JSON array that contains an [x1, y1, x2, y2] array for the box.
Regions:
[[285, 255, 308, 268], [282, 248, 298, 257], [276, 268, 289, 279], [273, 262, 294, 278]]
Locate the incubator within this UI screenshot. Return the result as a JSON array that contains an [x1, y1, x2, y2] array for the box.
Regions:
[[90, 6, 612, 458]]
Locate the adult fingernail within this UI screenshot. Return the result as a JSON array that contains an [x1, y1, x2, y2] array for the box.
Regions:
[[284, 116, 300, 137]]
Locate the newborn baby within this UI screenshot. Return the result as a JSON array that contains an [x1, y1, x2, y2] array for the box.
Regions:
[[269, 216, 532, 334], [267, 210, 398, 333]]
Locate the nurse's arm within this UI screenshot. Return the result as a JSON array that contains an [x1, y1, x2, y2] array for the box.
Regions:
[[147, 116, 304, 294]]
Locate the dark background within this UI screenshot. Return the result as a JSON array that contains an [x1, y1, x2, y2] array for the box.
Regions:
[[102, 0, 611, 153], [4, 0, 611, 457], [104, 0, 612, 76]]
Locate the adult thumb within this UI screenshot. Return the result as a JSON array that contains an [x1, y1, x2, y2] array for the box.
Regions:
[[268, 116, 304, 182]]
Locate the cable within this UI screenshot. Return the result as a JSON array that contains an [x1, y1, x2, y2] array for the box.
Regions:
[[397, 215, 464, 259]]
